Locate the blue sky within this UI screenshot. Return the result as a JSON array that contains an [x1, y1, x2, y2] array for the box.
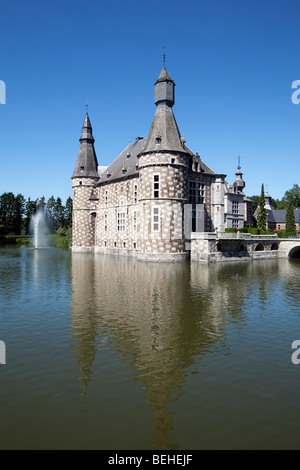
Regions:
[[0, 0, 299, 203]]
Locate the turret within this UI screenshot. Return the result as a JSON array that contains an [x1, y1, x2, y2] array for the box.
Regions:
[[72, 113, 99, 180], [233, 160, 245, 193], [154, 65, 175, 107], [72, 112, 99, 250], [140, 65, 188, 155]]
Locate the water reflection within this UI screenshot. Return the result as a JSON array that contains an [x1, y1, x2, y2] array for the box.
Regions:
[[70, 255, 260, 449], [1, 246, 300, 449]]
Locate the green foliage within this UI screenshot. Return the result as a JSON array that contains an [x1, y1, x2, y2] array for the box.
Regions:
[[286, 203, 296, 235], [283, 184, 300, 209], [49, 227, 72, 249], [0, 235, 31, 245], [249, 195, 260, 213], [0, 192, 72, 237], [225, 227, 275, 235], [258, 184, 267, 230], [0, 192, 26, 235]]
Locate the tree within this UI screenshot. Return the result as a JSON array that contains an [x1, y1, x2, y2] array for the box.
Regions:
[[53, 197, 65, 230], [36, 196, 46, 211], [257, 184, 267, 230], [65, 197, 72, 229], [283, 184, 300, 209], [14, 194, 25, 234], [286, 203, 296, 235], [0, 193, 26, 235], [46, 196, 56, 232], [25, 197, 38, 234], [249, 195, 260, 213]]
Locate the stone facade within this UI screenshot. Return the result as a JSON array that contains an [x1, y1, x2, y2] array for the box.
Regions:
[[72, 65, 251, 260]]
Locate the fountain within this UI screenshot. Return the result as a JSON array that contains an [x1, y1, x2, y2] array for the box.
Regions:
[[30, 210, 48, 248]]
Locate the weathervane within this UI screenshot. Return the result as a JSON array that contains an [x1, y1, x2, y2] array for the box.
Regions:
[[163, 46, 166, 66], [86, 102, 88, 114], [237, 155, 241, 169]]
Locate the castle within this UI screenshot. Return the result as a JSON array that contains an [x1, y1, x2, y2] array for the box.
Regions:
[[72, 65, 250, 260]]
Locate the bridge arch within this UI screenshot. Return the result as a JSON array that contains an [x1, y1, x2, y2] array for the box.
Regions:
[[255, 243, 264, 251], [288, 246, 300, 258]]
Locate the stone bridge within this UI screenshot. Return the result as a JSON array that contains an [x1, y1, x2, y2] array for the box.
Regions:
[[190, 232, 300, 262], [278, 239, 300, 258]]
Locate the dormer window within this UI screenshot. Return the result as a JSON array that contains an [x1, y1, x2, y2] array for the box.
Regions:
[[80, 166, 84, 172], [156, 137, 161, 144]]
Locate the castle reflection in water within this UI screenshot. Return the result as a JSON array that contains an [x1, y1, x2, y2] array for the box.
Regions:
[[69, 254, 289, 449]]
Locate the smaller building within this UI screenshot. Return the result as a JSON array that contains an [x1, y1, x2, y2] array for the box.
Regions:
[[264, 191, 300, 231], [224, 163, 252, 229]]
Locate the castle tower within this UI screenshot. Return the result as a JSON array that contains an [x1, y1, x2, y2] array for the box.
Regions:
[[137, 65, 191, 260], [233, 160, 245, 193], [72, 112, 99, 250]]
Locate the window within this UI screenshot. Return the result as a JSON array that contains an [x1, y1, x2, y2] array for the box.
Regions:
[[153, 207, 160, 232], [189, 181, 205, 203], [133, 242, 137, 249], [104, 241, 107, 247], [133, 211, 137, 231], [117, 211, 126, 232], [134, 184, 138, 204], [156, 137, 161, 144], [153, 175, 160, 198], [232, 219, 239, 228], [171, 157, 176, 164], [114, 241, 117, 248], [232, 201, 239, 215], [104, 213, 108, 232], [105, 190, 108, 207], [199, 184, 205, 203], [123, 242, 126, 248]]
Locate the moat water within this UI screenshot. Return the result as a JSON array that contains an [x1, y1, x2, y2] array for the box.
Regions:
[[0, 245, 300, 449]]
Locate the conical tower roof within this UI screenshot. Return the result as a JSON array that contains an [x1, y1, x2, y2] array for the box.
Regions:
[[155, 65, 174, 84], [140, 66, 190, 155], [72, 113, 99, 179]]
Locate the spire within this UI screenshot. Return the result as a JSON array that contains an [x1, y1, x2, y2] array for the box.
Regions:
[[140, 66, 188, 155], [80, 112, 95, 144], [264, 189, 274, 210], [233, 157, 245, 192], [154, 65, 175, 106], [72, 112, 99, 179]]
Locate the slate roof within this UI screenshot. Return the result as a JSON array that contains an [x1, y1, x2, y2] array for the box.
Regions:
[[155, 65, 174, 84], [97, 138, 217, 184], [140, 104, 194, 155], [72, 113, 99, 179], [267, 209, 300, 223], [97, 137, 145, 185]]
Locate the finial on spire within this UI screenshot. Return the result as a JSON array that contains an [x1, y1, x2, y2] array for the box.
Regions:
[[237, 155, 241, 169], [163, 46, 166, 66], [86, 102, 88, 114]]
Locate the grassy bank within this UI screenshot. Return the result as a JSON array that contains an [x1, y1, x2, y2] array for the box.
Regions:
[[0, 235, 32, 245], [48, 228, 72, 249], [0, 228, 72, 249]]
